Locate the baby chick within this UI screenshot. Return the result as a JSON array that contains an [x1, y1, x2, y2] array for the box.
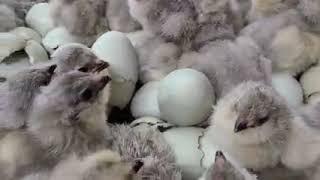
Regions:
[[0, 64, 56, 129], [28, 71, 112, 158], [110, 124, 182, 180], [20, 150, 143, 180], [205, 81, 291, 171], [298, 0, 320, 32], [199, 151, 257, 180], [49, 0, 108, 38], [128, 0, 198, 45], [107, 0, 141, 32]]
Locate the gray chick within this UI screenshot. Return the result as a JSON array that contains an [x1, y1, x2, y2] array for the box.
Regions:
[[205, 81, 291, 171], [0, 64, 56, 129], [21, 150, 143, 180], [199, 151, 257, 180], [0, 4, 19, 32], [179, 36, 272, 100], [298, 0, 320, 33], [128, 0, 198, 46], [50, 0, 108, 39], [110, 124, 182, 180], [28, 71, 112, 159], [107, 0, 141, 32]]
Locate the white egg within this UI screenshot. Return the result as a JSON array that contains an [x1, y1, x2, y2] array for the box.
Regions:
[[157, 69, 214, 126], [25, 3, 55, 36], [131, 81, 160, 118], [92, 31, 139, 109], [130, 116, 175, 133], [0, 33, 26, 62], [25, 40, 49, 65], [162, 127, 205, 180], [42, 27, 94, 54], [199, 129, 218, 169], [10, 27, 42, 43], [271, 72, 303, 106], [301, 65, 320, 103]]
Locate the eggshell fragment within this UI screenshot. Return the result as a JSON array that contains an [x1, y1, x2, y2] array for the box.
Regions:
[[10, 27, 42, 43], [25, 40, 49, 65], [158, 69, 214, 126], [92, 31, 139, 109], [130, 117, 174, 133], [162, 127, 205, 180], [25, 3, 55, 36], [0, 33, 26, 62], [131, 81, 160, 118], [271, 72, 303, 107], [301, 65, 320, 102]]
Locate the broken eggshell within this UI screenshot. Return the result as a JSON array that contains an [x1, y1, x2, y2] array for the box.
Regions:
[[25, 3, 55, 36], [92, 31, 139, 109], [162, 127, 205, 180], [130, 81, 160, 119], [301, 65, 320, 103], [42, 27, 94, 54], [0, 33, 26, 63], [130, 117, 175, 133], [271, 72, 303, 107], [10, 27, 42, 43], [25, 40, 49, 65], [158, 69, 214, 126]]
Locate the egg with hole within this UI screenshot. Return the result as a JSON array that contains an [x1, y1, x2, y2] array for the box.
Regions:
[[25, 3, 55, 36], [271, 72, 303, 106], [92, 31, 139, 109], [25, 40, 49, 65], [157, 69, 214, 126], [162, 127, 205, 180], [131, 81, 160, 119]]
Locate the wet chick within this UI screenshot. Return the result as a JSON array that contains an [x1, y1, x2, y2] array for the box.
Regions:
[[0, 64, 56, 129], [199, 151, 257, 180], [28, 71, 112, 159], [205, 81, 291, 171]]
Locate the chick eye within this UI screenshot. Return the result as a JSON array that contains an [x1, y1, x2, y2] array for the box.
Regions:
[[78, 67, 89, 72], [80, 89, 93, 101], [257, 115, 269, 126]]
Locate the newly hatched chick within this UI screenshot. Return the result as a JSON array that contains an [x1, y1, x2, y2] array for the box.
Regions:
[[107, 0, 141, 32], [191, 0, 236, 49], [0, 64, 56, 129], [28, 71, 112, 159], [51, 43, 111, 109], [50, 0, 108, 38], [110, 124, 182, 180], [23, 150, 143, 180], [205, 81, 291, 171], [134, 34, 181, 83], [180, 36, 272, 100], [247, 0, 298, 23], [0, 4, 18, 32], [128, 0, 198, 46], [199, 151, 257, 180]]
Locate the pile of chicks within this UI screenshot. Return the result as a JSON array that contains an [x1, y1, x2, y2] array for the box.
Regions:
[[1, 0, 320, 179]]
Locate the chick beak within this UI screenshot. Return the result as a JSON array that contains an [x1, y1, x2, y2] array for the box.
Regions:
[[132, 160, 144, 173], [234, 120, 248, 133], [94, 60, 109, 73]]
